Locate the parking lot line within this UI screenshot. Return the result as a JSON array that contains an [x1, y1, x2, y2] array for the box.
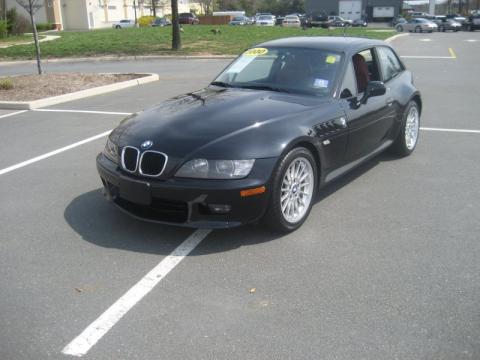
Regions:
[[421, 127, 480, 134], [401, 55, 455, 59], [33, 109, 132, 116], [448, 48, 457, 59], [0, 130, 111, 176], [62, 228, 212, 357], [0, 110, 28, 119]]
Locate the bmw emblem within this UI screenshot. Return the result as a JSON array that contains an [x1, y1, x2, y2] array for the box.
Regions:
[[141, 140, 153, 149]]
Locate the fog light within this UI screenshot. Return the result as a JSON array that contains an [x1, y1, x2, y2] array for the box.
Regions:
[[208, 204, 232, 214]]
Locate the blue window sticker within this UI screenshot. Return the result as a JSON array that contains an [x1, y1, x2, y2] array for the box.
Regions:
[[313, 78, 329, 88]]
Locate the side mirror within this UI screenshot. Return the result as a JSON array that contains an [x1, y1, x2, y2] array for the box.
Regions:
[[351, 81, 386, 108], [362, 81, 386, 102]]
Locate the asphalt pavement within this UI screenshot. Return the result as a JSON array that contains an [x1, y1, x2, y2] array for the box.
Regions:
[[0, 31, 479, 360]]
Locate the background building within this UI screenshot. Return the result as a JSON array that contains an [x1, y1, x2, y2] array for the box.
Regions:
[[2, 0, 198, 31], [305, 0, 402, 21]]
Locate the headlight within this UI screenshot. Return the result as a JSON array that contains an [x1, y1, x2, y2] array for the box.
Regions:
[[175, 159, 255, 179], [103, 138, 119, 164]]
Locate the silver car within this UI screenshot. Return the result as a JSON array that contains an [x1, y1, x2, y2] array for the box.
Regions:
[[112, 19, 135, 29], [396, 18, 438, 33]]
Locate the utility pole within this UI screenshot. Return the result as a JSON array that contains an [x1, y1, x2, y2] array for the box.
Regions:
[[429, 0, 435, 15], [133, 0, 138, 26], [171, 0, 181, 50]]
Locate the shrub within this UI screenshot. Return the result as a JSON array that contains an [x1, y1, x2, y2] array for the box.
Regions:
[[0, 78, 14, 91], [36, 23, 55, 31], [138, 16, 155, 27], [7, 8, 30, 35], [6, 8, 17, 34], [0, 20, 7, 39]]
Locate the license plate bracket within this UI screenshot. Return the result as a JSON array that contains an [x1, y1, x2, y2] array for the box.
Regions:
[[119, 178, 151, 205]]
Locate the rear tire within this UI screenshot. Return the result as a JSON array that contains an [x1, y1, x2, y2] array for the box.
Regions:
[[390, 101, 420, 157], [263, 147, 317, 233]]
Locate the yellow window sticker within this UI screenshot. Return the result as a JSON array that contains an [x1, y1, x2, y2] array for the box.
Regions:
[[325, 55, 337, 64], [244, 48, 269, 57]]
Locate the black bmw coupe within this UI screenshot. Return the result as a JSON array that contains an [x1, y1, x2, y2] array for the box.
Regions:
[[97, 37, 421, 232]]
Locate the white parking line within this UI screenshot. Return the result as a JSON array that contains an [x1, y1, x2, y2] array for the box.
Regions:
[[401, 55, 455, 59], [0, 110, 28, 119], [62, 228, 211, 357], [0, 130, 112, 176], [34, 109, 132, 116], [421, 127, 480, 134]]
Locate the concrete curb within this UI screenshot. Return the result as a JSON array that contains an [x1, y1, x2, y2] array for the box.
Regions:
[[0, 73, 159, 110], [0, 54, 236, 66], [384, 33, 409, 44]]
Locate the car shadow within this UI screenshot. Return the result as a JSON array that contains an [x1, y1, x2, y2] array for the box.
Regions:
[[64, 152, 398, 256]]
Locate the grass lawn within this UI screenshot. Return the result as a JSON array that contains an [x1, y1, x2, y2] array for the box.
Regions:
[[0, 25, 396, 60]]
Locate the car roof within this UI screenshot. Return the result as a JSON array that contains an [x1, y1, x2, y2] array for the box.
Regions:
[[257, 37, 387, 53]]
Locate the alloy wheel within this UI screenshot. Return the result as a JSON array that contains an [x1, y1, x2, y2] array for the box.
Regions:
[[280, 157, 314, 223], [405, 106, 419, 150]]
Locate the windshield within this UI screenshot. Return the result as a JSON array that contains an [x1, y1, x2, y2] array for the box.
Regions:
[[259, 16, 273, 20], [212, 47, 342, 96]]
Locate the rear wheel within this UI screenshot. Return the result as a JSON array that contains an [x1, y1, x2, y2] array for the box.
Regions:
[[263, 147, 317, 233], [390, 101, 420, 156]]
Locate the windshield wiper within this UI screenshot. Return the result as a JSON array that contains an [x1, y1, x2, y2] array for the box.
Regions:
[[237, 84, 292, 93], [210, 81, 234, 88]]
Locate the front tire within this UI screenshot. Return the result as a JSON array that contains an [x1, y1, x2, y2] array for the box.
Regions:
[[263, 147, 317, 233], [390, 101, 420, 156]]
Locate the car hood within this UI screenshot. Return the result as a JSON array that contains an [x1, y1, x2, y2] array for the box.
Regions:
[[111, 87, 323, 159]]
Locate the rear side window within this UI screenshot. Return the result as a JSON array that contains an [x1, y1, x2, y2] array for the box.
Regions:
[[376, 47, 404, 82]]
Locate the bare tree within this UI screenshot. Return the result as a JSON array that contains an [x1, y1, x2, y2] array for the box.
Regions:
[[16, 0, 42, 74], [171, 0, 181, 50], [198, 0, 215, 14]]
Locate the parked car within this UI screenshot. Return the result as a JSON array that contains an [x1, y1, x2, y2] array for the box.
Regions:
[[463, 13, 480, 31], [275, 16, 285, 26], [179, 13, 199, 25], [391, 16, 406, 27], [328, 16, 353, 27], [306, 13, 331, 28], [256, 15, 275, 26], [97, 37, 422, 233], [411, 12, 431, 18], [151, 17, 171, 27], [282, 15, 301, 27], [229, 16, 249, 25], [352, 18, 368, 27], [112, 19, 135, 29], [446, 13, 467, 23], [396, 18, 438, 33], [433, 16, 461, 31], [255, 12, 273, 21]]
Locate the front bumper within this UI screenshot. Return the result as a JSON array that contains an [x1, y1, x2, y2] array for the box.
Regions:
[[96, 153, 277, 228]]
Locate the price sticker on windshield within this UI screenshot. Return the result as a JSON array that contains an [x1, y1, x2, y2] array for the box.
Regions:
[[244, 48, 269, 57], [325, 55, 338, 64]]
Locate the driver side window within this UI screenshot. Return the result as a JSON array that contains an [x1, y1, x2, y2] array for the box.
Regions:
[[340, 61, 357, 98]]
